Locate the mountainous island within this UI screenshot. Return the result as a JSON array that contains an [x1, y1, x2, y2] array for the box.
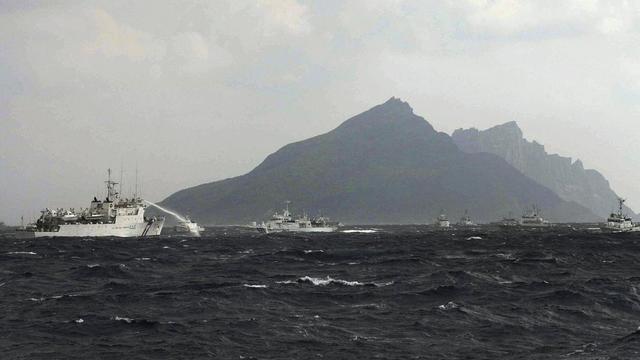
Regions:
[[160, 98, 606, 225], [452, 122, 632, 219]]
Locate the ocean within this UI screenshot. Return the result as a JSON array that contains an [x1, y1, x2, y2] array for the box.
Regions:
[[2, 226, 640, 359]]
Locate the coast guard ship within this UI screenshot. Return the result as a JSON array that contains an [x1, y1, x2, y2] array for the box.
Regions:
[[256, 202, 339, 233], [520, 205, 550, 227], [604, 198, 636, 232], [17, 169, 164, 238]]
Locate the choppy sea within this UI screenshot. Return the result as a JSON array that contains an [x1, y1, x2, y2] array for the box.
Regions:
[[2, 226, 640, 359]]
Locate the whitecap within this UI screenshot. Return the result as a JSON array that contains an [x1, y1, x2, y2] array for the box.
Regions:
[[113, 316, 133, 323], [304, 250, 324, 254], [135, 257, 151, 261], [341, 229, 377, 234], [495, 253, 515, 260], [438, 301, 459, 310], [75, 318, 84, 324], [283, 276, 393, 287], [87, 264, 100, 268], [299, 276, 360, 286], [466, 236, 482, 240], [300, 276, 367, 287], [243, 284, 267, 288], [7, 251, 37, 255]]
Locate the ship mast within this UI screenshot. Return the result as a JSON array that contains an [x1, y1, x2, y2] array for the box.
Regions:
[[134, 162, 138, 200], [105, 168, 119, 200], [618, 197, 626, 216], [119, 160, 124, 199]]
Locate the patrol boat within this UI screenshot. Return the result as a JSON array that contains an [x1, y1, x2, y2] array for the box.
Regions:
[[435, 211, 450, 228], [499, 212, 520, 227], [16, 169, 164, 238], [604, 198, 636, 232], [256, 202, 339, 233], [457, 210, 475, 226], [520, 205, 550, 227]]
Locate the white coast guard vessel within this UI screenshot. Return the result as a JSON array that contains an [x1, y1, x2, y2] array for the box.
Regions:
[[434, 211, 450, 228], [604, 198, 637, 232], [457, 210, 475, 226], [256, 202, 339, 233], [520, 205, 550, 227], [16, 169, 164, 238]]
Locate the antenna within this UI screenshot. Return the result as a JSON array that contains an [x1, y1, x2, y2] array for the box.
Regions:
[[135, 162, 139, 199], [119, 159, 124, 198]]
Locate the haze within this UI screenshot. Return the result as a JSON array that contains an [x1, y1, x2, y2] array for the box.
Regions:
[[1, 1, 639, 225]]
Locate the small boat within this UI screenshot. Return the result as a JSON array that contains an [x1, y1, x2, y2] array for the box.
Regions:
[[499, 212, 519, 227], [434, 211, 450, 228], [457, 210, 475, 226], [174, 216, 203, 236]]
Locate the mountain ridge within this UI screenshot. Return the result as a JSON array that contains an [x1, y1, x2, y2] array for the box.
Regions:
[[161, 98, 598, 225]]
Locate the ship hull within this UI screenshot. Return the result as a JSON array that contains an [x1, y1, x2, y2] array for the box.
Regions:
[[16, 219, 165, 238], [257, 226, 338, 234], [602, 225, 639, 233], [519, 223, 551, 228]]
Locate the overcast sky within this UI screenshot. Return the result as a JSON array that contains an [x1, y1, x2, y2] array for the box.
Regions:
[[1, 0, 640, 224]]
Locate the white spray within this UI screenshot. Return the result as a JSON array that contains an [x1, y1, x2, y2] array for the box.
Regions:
[[144, 201, 187, 222]]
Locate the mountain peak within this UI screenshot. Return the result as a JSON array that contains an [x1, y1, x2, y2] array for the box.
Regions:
[[491, 121, 523, 138], [378, 96, 413, 114], [334, 97, 432, 134]]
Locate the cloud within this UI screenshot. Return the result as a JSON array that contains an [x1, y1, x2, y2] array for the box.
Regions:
[[85, 8, 165, 62], [451, 0, 639, 38], [169, 32, 232, 75], [257, 0, 311, 36]]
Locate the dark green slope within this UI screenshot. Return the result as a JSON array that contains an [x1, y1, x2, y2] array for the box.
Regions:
[[162, 98, 598, 224]]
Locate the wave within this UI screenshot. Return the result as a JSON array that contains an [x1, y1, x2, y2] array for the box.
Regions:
[[243, 284, 268, 288], [111, 316, 158, 327], [437, 301, 459, 310], [113, 316, 134, 323], [279, 276, 393, 287]]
